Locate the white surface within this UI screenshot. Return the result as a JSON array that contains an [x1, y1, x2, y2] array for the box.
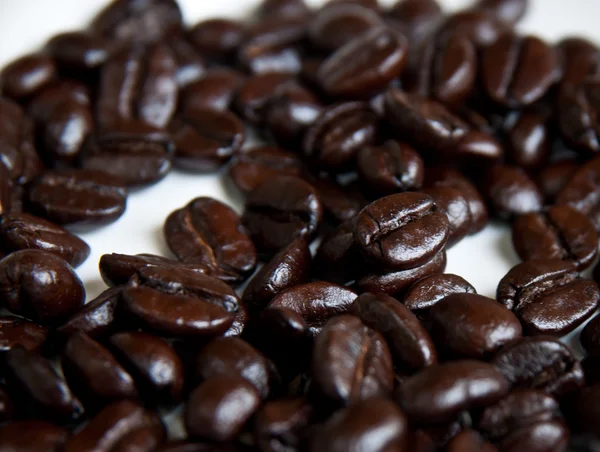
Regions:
[[0, 0, 598, 355]]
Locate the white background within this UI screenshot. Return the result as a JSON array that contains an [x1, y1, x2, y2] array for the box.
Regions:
[[0, 0, 598, 358]]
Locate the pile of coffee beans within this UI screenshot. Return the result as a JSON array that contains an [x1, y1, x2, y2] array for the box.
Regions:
[[2, 0, 600, 449]]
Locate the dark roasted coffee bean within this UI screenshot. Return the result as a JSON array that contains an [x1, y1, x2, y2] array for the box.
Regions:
[[122, 266, 238, 337], [512, 205, 599, 270], [5, 346, 83, 421], [481, 34, 560, 108], [536, 159, 579, 203], [254, 397, 312, 452], [235, 73, 293, 124], [581, 355, 600, 386], [497, 259, 600, 335], [164, 197, 256, 279], [158, 441, 245, 452], [111, 425, 165, 452], [438, 10, 507, 47], [0, 213, 90, 267], [310, 398, 408, 452], [195, 337, 271, 398], [569, 383, 600, 436], [167, 37, 205, 88], [109, 331, 184, 404], [356, 249, 447, 295], [57, 286, 123, 338], [46, 31, 110, 72], [314, 219, 362, 284], [188, 19, 245, 63], [91, 0, 182, 44], [185, 377, 261, 442], [351, 292, 437, 371], [483, 165, 543, 219], [242, 175, 323, 255], [180, 68, 245, 112], [403, 273, 476, 311], [312, 315, 393, 404], [492, 336, 584, 397], [310, 179, 365, 225], [422, 186, 472, 247], [499, 421, 569, 451], [62, 332, 138, 409], [445, 430, 497, 452], [558, 79, 600, 154], [26, 169, 127, 227], [556, 155, 600, 217], [268, 282, 357, 336], [303, 102, 379, 171], [356, 141, 424, 196], [170, 108, 245, 172], [0, 54, 56, 100], [256, 0, 311, 19], [354, 192, 449, 270], [0, 315, 47, 353], [318, 26, 408, 98], [580, 314, 600, 356], [504, 109, 551, 170], [474, 0, 528, 26], [243, 237, 311, 311], [0, 421, 68, 452], [0, 250, 85, 325], [64, 400, 162, 452], [429, 293, 522, 359], [0, 164, 12, 216], [398, 360, 509, 424], [558, 37, 600, 87], [308, 3, 383, 52]]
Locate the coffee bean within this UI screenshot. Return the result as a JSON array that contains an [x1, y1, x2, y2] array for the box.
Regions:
[[492, 336, 584, 397], [556, 156, 600, 218], [167, 36, 205, 88], [0, 213, 90, 267], [398, 360, 509, 424], [254, 397, 312, 452], [444, 430, 497, 452], [404, 274, 476, 313], [235, 73, 293, 124], [558, 79, 600, 154], [0, 250, 85, 325], [499, 420, 569, 452], [356, 141, 424, 196], [483, 165, 543, 219], [256, 0, 311, 19], [46, 31, 110, 73], [558, 37, 600, 88], [185, 377, 261, 442], [497, 259, 600, 335], [386, 0, 443, 49], [91, 0, 183, 44], [512, 205, 599, 270], [0, 164, 12, 216], [5, 345, 83, 421], [61, 332, 138, 409], [354, 192, 449, 270], [314, 219, 363, 284], [188, 19, 245, 63], [581, 355, 600, 386], [439, 11, 507, 47], [267, 282, 358, 336], [310, 178, 366, 225], [180, 68, 245, 112], [164, 197, 256, 280], [111, 425, 166, 452], [0, 54, 56, 100], [26, 169, 127, 227], [0, 315, 48, 353], [303, 102, 379, 171], [351, 292, 437, 371], [312, 315, 393, 404], [0, 421, 68, 452], [504, 109, 552, 170], [536, 159, 580, 203], [569, 383, 600, 436], [422, 186, 472, 247], [318, 26, 407, 98], [158, 440, 244, 451], [242, 175, 323, 255], [310, 398, 408, 452], [580, 314, 600, 356], [474, 0, 528, 26], [429, 293, 522, 359]]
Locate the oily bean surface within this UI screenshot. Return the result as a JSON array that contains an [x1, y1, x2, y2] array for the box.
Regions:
[[484, 165, 543, 219], [403, 273, 477, 311], [0, 54, 56, 100], [422, 186, 472, 247], [254, 397, 312, 452], [0, 421, 68, 452], [0, 315, 48, 353]]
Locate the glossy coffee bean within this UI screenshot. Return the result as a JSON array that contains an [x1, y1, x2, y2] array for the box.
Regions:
[[267, 282, 358, 336], [188, 19, 246, 63], [499, 421, 569, 452], [64, 400, 162, 452], [558, 79, 600, 154], [569, 384, 600, 436], [556, 156, 600, 217], [444, 430, 497, 452], [0, 213, 89, 268], [398, 360, 509, 424], [497, 259, 600, 335], [109, 331, 184, 404], [318, 26, 408, 98], [185, 377, 261, 442], [438, 11, 507, 47], [164, 197, 256, 279], [122, 266, 239, 337], [0, 315, 48, 353], [580, 314, 600, 356], [243, 237, 311, 311], [310, 398, 408, 452], [354, 192, 450, 270], [303, 102, 379, 171], [0, 421, 68, 452], [242, 175, 323, 255], [504, 109, 552, 170], [356, 141, 424, 196], [492, 336, 584, 397], [0, 250, 85, 325], [483, 165, 543, 219], [26, 169, 127, 227], [386, 0, 443, 48], [474, 0, 528, 26], [536, 159, 580, 203], [512, 205, 599, 270], [310, 178, 366, 225], [403, 273, 476, 311], [314, 219, 362, 285], [356, 249, 447, 295], [91, 0, 183, 44], [0, 54, 56, 100], [254, 397, 312, 452], [429, 293, 522, 359], [167, 36, 205, 89], [558, 37, 600, 87], [422, 186, 472, 247], [46, 31, 110, 73], [62, 332, 138, 409], [0, 164, 12, 216], [180, 68, 245, 112], [170, 108, 245, 172], [351, 292, 437, 371], [312, 315, 393, 404], [234, 73, 293, 125], [5, 346, 83, 421], [255, 0, 311, 19], [111, 425, 165, 452], [481, 34, 560, 108]]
